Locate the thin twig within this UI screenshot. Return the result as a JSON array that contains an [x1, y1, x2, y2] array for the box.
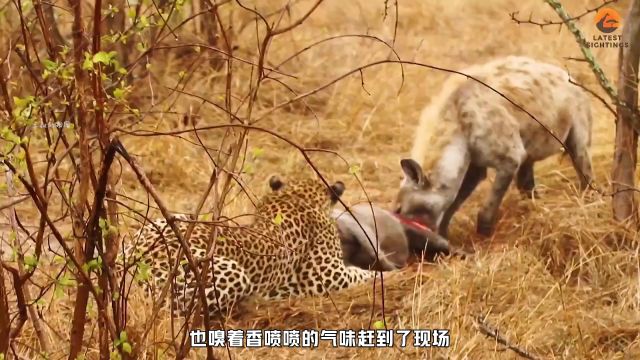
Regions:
[[568, 78, 617, 116], [510, 0, 618, 27], [3, 166, 52, 354], [475, 315, 541, 360]]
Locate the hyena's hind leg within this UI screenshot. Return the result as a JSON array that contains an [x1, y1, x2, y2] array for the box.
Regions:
[[516, 159, 538, 199], [563, 98, 594, 191], [565, 126, 594, 191]]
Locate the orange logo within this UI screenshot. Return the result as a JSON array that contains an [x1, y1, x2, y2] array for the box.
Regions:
[[595, 8, 621, 33]]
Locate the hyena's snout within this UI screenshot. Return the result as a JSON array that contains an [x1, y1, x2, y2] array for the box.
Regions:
[[394, 192, 442, 234]]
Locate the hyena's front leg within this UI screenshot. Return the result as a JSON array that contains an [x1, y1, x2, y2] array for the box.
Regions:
[[516, 159, 538, 199], [439, 165, 487, 238], [477, 162, 518, 236]]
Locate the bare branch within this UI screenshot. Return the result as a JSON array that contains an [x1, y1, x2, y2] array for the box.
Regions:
[[475, 315, 542, 360], [510, 0, 619, 28]]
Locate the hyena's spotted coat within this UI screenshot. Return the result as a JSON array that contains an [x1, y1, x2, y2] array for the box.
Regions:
[[395, 56, 594, 238]]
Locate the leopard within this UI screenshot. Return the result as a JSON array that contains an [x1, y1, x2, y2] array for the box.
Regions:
[[118, 175, 375, 318]]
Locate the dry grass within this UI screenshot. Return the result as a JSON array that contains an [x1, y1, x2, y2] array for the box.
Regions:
[[3, 0, 640, 359]]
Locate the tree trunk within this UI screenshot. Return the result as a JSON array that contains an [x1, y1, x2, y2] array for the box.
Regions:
[[67, 0, 92, 359], [612, 0, 640, 224]]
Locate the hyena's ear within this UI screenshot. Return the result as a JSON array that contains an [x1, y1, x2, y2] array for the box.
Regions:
[[329, 181, 345, 203], [400, 159, 430, 188], [268, 175, 285, 191]]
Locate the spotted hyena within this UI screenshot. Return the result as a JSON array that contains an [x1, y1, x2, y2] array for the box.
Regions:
[[394, 56, 594, 238]]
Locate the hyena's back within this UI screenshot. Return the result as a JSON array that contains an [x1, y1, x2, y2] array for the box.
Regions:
[[412, 56, 592, 169]]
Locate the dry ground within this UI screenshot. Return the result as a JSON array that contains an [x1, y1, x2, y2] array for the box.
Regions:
[[3, 0, 640, 359]]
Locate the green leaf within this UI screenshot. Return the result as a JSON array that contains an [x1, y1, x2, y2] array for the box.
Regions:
[[373, 320, 385, 329], [13, 95, 34, 110], [35, 298, 46, 309], [92, 51, 112, 65], [42, 59, 57, 71], [272, 212, 284, 226], [137, 15, 150, 29], [24, 255, 39, 270], [113, 87, 126, 100], [134, 261, 151, 283], [121, 342, 132, 354], [349, 164, 361, 175], [250, 147, 264, 159], [99, 218, 107, 232], [101, 34, 115, 45], [119, 331, 128, 342], [242, 163, 254, 175], [83, 257, 102, 273], [58, 274, 75, 287], [82, 53, 94, 70], [54, 286, 63, 299], [110, 59, 122, 71], [59, 45, 70, 57]]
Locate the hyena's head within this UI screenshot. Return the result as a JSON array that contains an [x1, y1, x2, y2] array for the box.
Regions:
[[393, 159, 447, 231]]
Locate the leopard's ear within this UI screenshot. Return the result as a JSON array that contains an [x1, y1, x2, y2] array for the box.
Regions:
[[269, 175, 285, 191], [329, 181, 345, 203]]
